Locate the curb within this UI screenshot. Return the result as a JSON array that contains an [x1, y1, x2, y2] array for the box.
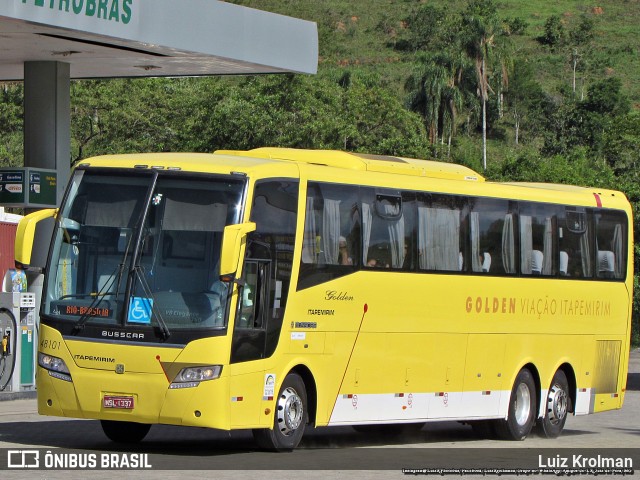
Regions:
[[0, 391, 37, 402]]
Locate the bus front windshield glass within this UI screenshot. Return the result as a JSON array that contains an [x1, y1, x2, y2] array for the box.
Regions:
[[44, 170, 244, 338]]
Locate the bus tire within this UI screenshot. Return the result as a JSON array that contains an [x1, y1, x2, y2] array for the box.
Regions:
[[100, 420, 151, 443], [494, 368, 536, 441], [536, 370, 570, 438], [253, 373, 308, 451]]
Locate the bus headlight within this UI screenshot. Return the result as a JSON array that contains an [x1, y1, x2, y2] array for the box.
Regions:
[[170, 365, 222, 389], [38, 352, 72, 382]]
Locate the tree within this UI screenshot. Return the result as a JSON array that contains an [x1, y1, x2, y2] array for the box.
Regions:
[[406, 53, 451, 147], [406, 52, 466, 157], [396, 4, 452, 53], [461, 0, 502, 170], [578, 77, 631, 156], [505, 60, 547, 145], [603, 112, 640, 176], [581, 77, 630, 117], [568, 14, 595, 96], [0, 82, 23, 167], [541, 77, 630, 157], [538, 15, 565, 49], [71, 78, 189, 161]]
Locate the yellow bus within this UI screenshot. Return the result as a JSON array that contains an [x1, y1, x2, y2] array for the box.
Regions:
[[20, 148, 632, 450]]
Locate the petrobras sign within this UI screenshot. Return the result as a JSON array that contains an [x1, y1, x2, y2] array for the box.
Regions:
[[18, 0, 134, 25]]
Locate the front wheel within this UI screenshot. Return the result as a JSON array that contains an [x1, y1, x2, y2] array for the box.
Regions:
[[536, 370, 570, 438], [494, 368, 536, 441], [253, 373, 308, 451], [100, 420, 151, 443]]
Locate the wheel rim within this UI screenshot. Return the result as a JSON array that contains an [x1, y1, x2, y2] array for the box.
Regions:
[[547, 382, 568, 425], [277, 386, 304, 436], [514, 382, 531, 426]]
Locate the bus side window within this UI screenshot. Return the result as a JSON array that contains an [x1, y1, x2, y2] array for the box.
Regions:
[[298, 182, 360, 290], [595, 210, 627, 280], [468, 198, 513, 275], [415, 193, 463, 272], [362, 188, 406, 270], [237, 261, 260, 329], [559, 207, 593, 278], [520, 203, 560, 276]]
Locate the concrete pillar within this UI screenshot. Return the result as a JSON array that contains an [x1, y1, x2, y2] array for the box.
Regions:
[[23, 61, 70, 207]]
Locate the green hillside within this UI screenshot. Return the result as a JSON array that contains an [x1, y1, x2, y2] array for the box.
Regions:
[[229, 0, 640, 105]]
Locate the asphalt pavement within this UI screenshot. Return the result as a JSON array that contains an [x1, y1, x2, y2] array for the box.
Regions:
[[0, 349, 638, 479]]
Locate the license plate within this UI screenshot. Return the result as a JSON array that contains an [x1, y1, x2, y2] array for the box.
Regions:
[[103, 395, 134, 409]]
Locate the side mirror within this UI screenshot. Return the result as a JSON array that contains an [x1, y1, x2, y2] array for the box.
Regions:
[[219, 222, 256, 280], [15, 209, 57, 272]]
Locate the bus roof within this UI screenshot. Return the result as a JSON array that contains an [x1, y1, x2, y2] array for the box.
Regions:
[[501, 181, 627, 201], [76, 149, 629, 211], [215, 147, 484, 182]]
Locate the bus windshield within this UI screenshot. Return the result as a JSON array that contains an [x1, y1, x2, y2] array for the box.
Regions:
[[43, 169, 245, 343]]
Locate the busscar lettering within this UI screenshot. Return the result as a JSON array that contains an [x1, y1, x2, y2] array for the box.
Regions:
[[101, 331, 145, 340], [22, 0, 134, 25]]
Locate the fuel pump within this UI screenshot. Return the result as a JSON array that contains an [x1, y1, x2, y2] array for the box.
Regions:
[[0, 307, 17, 392], [0, 268, 38, 393], [18, 292, 36, 388]]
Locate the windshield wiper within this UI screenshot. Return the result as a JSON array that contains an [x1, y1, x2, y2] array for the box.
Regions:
[[71, 224, 136, 335], [71, 262, 123, 334]]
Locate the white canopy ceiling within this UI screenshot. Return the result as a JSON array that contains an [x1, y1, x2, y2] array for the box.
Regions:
[[0, 0, 318, 80]]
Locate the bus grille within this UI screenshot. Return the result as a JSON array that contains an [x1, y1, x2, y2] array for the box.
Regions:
[[593, 340, 621, 394]]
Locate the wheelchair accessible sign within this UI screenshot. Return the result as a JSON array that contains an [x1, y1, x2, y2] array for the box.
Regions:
[[128, 297, 153, 324]]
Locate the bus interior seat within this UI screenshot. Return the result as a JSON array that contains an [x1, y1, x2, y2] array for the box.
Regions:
[[531, 250, 543, 275], [459, 252, 464, 271], [98, 274, 117, 295], [152, 290, 225, 327], [598, 250, 615, 278], [559, 251, 569, 276], [95, 256, 124, 293], [482, 252, 491, 273], [301, 245, 314, 263]]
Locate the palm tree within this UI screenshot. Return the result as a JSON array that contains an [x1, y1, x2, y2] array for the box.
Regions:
[[442, 83, 464, 158], [461, 0, 501, 170], [406, 52, 465, 156], [406, 53, 449, 148]]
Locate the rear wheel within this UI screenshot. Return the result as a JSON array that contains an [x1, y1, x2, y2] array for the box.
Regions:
[[494, 368, 536, 440], [536, 370, 570, 438], [253, 373, 308, 451], [100, 420, 151, 443]]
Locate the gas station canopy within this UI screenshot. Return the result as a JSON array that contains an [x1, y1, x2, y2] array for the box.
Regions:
[[0, 0, 318, 80], [0, 0, 318, 208]]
